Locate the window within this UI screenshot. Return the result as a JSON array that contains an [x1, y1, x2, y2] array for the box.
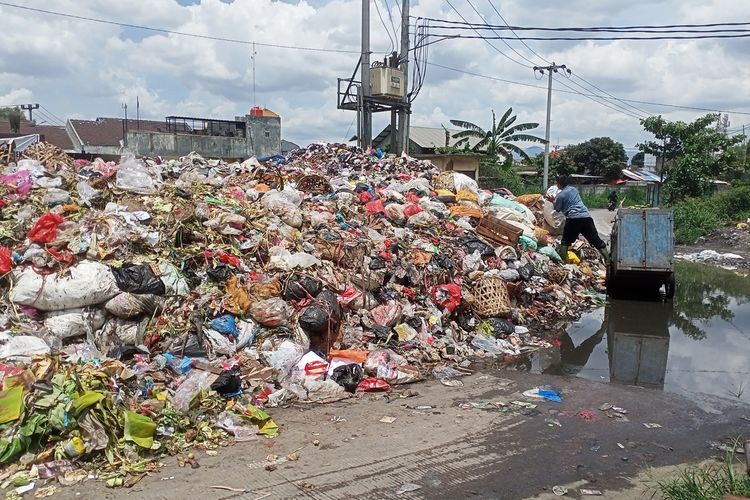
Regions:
[[264, 130, 270, 138]]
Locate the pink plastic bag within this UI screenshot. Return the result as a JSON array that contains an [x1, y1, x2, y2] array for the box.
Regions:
[[0, 171, 32, 197]]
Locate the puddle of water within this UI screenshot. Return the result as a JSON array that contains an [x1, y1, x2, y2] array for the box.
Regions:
[[530, 262, 750, 403]]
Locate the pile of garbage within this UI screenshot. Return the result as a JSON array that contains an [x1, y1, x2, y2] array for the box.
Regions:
[[0, 142, 605, 487]]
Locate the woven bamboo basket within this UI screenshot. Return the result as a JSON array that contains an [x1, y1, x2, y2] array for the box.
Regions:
[[433, 171, 455, 192], [296, 174, 332, 195], [471, 276, 511, 317], [545, 264, 568, 285]]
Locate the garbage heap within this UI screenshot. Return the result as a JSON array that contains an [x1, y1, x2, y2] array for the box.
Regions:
[[0, 142, 604, 485]]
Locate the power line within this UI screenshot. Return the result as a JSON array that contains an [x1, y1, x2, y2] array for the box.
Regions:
[[383, 0, 401, 45], [465, 0, 538, 66], [555, 72, 649, 119], [374, 0, 395, 54], [569, 71, 652, 117], [419, 32, 750, 42], [415, 17, 750, 31], [552, 76, 644, 120], [444, 0, 531, 68], [486, 0, 550, 64], [0, 1, 364, 54], [39, 105, 66, 125], [426, 62, 750, 116]]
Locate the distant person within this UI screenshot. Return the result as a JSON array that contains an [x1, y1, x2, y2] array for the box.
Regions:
[[607, 190, 618, 212], [546, 175, 609, 263]]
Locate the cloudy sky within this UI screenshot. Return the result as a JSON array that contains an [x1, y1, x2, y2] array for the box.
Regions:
[[1, 0, 749, 152]]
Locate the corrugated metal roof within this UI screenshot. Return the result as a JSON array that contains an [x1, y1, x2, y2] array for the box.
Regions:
[[373, 125, 484, 150]]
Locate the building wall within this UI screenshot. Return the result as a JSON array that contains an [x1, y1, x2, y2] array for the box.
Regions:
[[126, 114, 282, 159]]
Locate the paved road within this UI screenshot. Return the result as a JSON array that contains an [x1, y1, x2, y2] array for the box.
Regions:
[[590, 208, 616, 241], [61, 369, 748, 500]]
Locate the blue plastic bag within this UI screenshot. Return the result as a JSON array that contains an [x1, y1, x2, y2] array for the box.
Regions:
[[210, 314, 238, 338]]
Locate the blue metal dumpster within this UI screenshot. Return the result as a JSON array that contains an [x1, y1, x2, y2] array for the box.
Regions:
[[607, 209, 675, 299]]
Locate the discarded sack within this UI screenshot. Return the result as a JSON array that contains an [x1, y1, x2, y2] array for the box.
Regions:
[[111, 263, 166, 295]]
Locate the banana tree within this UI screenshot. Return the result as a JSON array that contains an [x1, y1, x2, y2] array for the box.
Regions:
[[450, 107, 546, 161]]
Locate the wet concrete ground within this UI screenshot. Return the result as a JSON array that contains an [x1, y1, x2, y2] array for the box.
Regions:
[[57, 368, 749, 500]]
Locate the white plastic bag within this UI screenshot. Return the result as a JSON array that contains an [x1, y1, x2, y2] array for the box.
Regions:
[[44, 308, 106, 339], [0, 332, 50, 360], [105, 293, 161, 319], [11, 261, 120, 311], [268, 246, 320, 271], [453, 173, 479, 195], [115, 153, 158, 195], [260, 339, 304, 381]]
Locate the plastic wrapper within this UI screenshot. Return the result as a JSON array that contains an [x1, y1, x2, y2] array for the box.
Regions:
[[364, 349, 420, 385], [116, 153, 159, 195], [171, 370, 217, 412]]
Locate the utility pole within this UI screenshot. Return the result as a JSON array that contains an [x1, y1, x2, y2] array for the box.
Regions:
[[743, 125, 747, 169], [122, 103, 128, 148], [20, 104, 39, 122], [360, 0, 372, 149], [397, 0, 410, 154], [533, 63, 570, 190]]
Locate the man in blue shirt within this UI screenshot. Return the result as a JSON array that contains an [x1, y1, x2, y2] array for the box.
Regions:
[[547, 175, 609, 263]]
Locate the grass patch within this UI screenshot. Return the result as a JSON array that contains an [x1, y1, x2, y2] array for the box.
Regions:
[[656, 447, 750, 500], [671, 186, 750, 244]]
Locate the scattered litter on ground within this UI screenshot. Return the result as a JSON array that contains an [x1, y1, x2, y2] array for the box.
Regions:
[[580, 488, 603, 495], [379, 416, 397, 424], [643, 423, 662, 429], [397, 482, 422, 494], [552, 485, 569, 496]]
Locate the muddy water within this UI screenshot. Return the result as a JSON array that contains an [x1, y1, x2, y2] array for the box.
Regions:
[[531, 262, 750, 404]]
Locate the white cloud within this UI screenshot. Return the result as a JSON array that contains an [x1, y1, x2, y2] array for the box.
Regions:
[[0, 0, 748, 149]]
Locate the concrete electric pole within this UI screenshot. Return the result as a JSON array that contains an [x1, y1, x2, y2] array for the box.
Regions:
[[360, 0, 372, 148], [20, 104, 39, 122], [533, 63, 570, 190], [397, 0, 410, 154]]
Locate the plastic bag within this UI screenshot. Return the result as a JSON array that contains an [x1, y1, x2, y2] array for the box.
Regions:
[[210, 314, 238, 338], [42, 188, 71, 206], [364, 349, 420, 384], [539, 246, 563, 263], [298, 290, 341, 353], [210, 369, 242, 396], [116, 153, 158, 195], [215, 411, 257, 442], [260, 339, 305, 380], [384, 203, 406, 223], [248, 298, 293, 327], [11, 261, 120, 311], [357, 377, 391, 392], [104, 293, 161, 319], [158, 262, 190, 296], [498, 269, 520, 281], [44, 308, 106, 339], [331, 364, 364, 393], [370, 301, 402, 327], [171, 370, 216, 412], [430, 284, 462, 313], [543, 200, 565, 232], [28, 212, 65, 243], [268, 246, 320, 270], [0, 332, 50, 360], [0, 247, 11, 274], [452, 173, 479, 195], [462, 250, 483, 273], [282, 275, 322, 301], [407, 211, 438, 229], [519, 235, 538, 251], [0, 170, 32, 197], [457, 236, 495, 258], [111, 263, 166, 295], [76, 181, 100, 206]]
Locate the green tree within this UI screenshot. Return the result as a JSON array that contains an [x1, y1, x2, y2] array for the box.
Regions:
[[0, 107, 22, 134], [638, 114, 745, 202], [530, 150, 575, 178], [450, 107, 547, 161], [565, 137, 627, 180], [630, 151, 645, 168]]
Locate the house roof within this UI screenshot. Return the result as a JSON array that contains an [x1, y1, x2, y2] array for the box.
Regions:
[[373, 125, 483, 150], [69, 117, 172, 147], [0, 120, 73, 150]]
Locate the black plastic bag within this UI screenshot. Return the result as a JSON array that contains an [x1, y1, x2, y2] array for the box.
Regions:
[[369, 256, 387, 270], [456, 236, 495, 258], [211, 369, 242, 396], [207, 264, 233, 282], [282, 275, 322, 301], [517, 262, 536, 281], [298, 290, 342, 352], [432, 254, 455, 271], [169, 333, 207, 358], [354, 183, 370, 193], [107, 345, 149, 361], [486, 318, 515, 337], [331, 364, 364, 393], [111, 263, 166, 295]]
